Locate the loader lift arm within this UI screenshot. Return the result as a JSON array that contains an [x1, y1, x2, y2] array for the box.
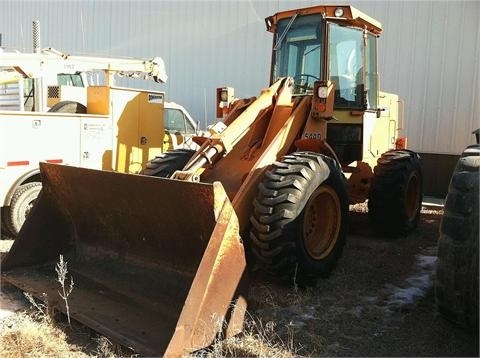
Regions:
[[173, 78, 290, 181]]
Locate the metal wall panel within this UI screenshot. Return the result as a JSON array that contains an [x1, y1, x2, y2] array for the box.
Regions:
[[1, 0, 478, 155]]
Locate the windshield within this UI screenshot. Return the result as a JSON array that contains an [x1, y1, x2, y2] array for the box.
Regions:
[[57, 73, 84, 87], [164, 108, 195, 135], [272, 14, 324, 95]]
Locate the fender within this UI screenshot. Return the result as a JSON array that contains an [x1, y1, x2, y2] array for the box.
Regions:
[[1, 167, 41, 207]]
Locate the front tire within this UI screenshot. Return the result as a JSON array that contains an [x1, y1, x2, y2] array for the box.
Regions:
[[142, 149, 195, 177], [368, 150, 423, 236], [250, 152, 349, 285], [435, 144, 479, 330], [4, 182, 42, 237]]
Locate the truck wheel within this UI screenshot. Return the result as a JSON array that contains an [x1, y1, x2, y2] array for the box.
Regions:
[[4, 182, 42, 237], [368, 150, 422, 236], [48, 101, 87, 113], [1, 207, 15, 238], [250, 152, 349, 286], [142, 149, 195, 177], [435, 144, 479, 330]]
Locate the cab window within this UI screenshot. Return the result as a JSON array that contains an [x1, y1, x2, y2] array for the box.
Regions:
[[328, 23, 364, 109], [164, 108, 195, 134], [365, 33, 378, 109], [272, 14, 324, 95], [57, 73, 84, 87]]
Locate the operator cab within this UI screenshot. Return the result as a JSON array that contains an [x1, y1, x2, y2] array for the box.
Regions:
[[266, 5, 381, 111]]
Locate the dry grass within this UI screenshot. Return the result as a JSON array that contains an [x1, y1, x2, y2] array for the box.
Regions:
[[0, 304, 124, 358], [0, 252, 79, 357], [194, 314, 299, 358], [1, 302, 297, 358], [0, 245, 118, 358], [205, 331, 294, 358], [192, 280, 316, 357], [0, 312, 86, 358]]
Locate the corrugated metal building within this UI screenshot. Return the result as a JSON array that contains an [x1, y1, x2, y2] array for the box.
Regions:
[[1, 0, 478, 196]]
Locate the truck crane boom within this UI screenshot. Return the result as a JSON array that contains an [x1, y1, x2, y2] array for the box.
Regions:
[[0, 47, 167, 84], [0, 47, 167, 111]]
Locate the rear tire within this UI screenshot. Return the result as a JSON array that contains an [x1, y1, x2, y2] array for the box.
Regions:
[[142, 149, 195, 177], [435, 144, 479, 330], [48, 100, 87, 113], [250, 152, 349, 286], [4, 182, 42, 237], [368, 150, 423, 236]]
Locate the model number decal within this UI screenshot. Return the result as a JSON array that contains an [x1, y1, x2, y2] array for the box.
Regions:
[[148, 94, 164, 104], [304, 132, 322, 140]]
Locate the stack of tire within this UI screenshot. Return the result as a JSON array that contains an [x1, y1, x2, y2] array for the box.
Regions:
[[435, 140, 479, 332]]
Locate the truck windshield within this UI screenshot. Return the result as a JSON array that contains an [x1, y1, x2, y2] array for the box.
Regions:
[[57, 73, 84, 87], [164, 108, 195, 135], [272, 14, 324, 95]]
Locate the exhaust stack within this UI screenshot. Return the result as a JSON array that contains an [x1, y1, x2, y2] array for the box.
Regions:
[[32, 20, 41, 53]]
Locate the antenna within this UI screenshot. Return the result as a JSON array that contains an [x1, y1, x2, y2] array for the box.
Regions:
[[203, 87, 208, 130]]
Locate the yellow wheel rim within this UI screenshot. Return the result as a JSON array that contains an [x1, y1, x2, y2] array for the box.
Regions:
[[303, 186, 341, 260], [405, 171, 421, 221]]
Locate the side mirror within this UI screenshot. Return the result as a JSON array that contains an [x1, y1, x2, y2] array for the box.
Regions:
[[473, 128, 480, 144], [195, 120, 201, 135]]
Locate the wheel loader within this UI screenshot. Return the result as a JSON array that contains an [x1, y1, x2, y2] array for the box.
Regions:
[[1, 4, 423, 357]]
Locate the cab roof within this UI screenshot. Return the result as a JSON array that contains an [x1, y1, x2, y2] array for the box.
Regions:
[[265, 5, 382, 35]]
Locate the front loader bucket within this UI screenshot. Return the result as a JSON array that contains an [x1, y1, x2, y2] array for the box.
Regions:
[[1, 163, 248, 357]]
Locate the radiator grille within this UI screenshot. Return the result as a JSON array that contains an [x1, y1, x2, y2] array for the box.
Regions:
[[47, 86, 60, 99]]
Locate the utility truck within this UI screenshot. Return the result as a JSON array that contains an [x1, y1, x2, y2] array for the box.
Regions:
[[0, 46, 200, 237]]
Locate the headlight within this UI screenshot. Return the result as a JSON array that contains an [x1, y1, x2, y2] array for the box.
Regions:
[[334, 7, 344, 17], [220, 90, 228, 102], [318, 86, 328, 99]]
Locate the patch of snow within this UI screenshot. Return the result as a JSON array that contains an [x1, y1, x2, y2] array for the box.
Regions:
[[363, 247, 437, 321], [416, 254, 437, 270], [384, 252, 437, 309], [254, 248, 439, 330], [386, 282, 428, 307]]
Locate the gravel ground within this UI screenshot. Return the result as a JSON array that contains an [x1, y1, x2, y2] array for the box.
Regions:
[[246, 205, 479, 357], [1, 204, 478, 357]]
